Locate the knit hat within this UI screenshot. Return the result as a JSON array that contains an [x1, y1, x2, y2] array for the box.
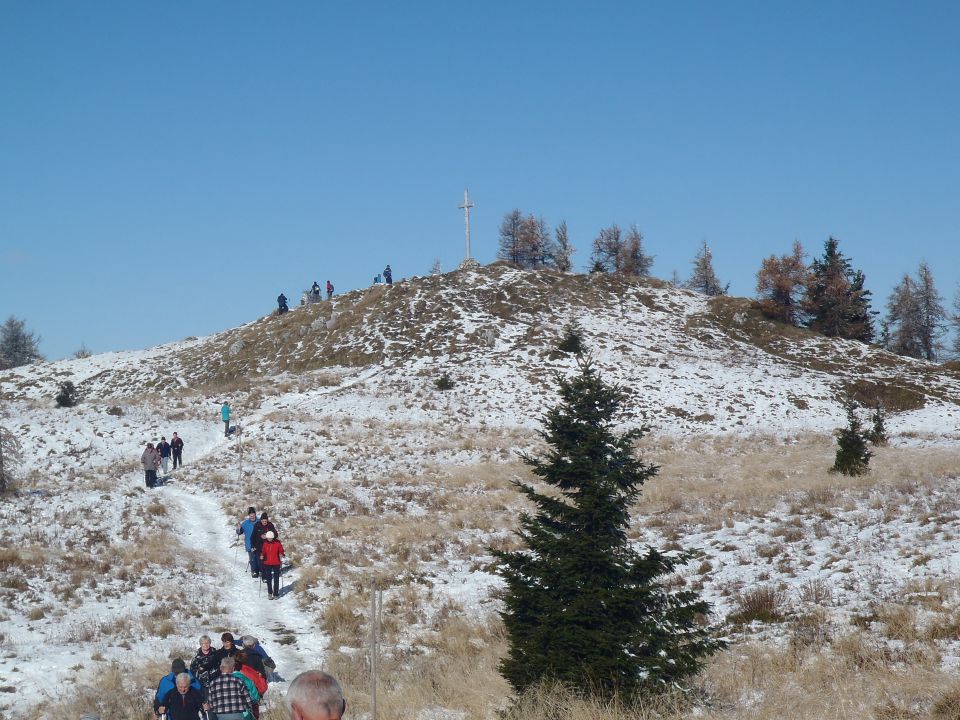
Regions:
[[264, 531, 275, 540], [171, 658, 187, 674], [247, 506, 256, 515], [260, 511, 269, 520]]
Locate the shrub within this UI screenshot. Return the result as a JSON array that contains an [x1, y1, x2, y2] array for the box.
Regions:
[[55, 381, 80, 408], [434, 372, 455, 391], [105, 406, 123, 417], [729, 585, 787, 624]]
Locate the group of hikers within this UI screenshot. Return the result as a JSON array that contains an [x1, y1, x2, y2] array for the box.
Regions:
[[275, 264, 394, 315], [153, 632, 275, 719], [148, 661, 345, 720], [237, 507, 286, 599], [141, 433, 185, 488]]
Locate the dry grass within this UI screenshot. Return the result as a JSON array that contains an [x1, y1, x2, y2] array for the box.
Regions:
[[637, 433, 960, 522]]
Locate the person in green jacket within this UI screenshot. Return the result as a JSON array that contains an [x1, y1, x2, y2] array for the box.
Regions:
[[221, 402, 231, 437]]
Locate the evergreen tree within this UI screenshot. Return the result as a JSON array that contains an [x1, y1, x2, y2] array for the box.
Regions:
[[686, 240, 727, 296], [55, 381, 80, 408], [802, 238, 875, 342], [832, 398, 873, 476], [552, 220, 575, 273], [556, 319, 587, 355], [0, 316, 43, 370], [865, 403, 888, 447], [755, 240, 808, 325], [493, 360, 724, 698]]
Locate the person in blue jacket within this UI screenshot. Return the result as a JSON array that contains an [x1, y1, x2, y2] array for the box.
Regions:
[[236, 506, 260, 578], [221, 402, 231, 437], [153, 658, 202, 713]]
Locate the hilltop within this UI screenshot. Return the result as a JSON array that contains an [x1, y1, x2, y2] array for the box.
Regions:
[[4, 264, 959, 437]]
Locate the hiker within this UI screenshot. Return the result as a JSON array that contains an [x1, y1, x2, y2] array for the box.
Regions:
[[170, 432, 184, 469], [190, 634, 221, 688], [326, 280, 334, 300], [221, 402, 231, 437], [235, 651, 268, 718], [260, 530, 285, 600], [287, 670, 346, 720], [278, 293, 289, 315], [153, 659, 202, 714], [251, 511, 278, 571], [383, 264, 392, 285], [156, 672, 205, 720], [141, 442, 160, 488], [156, 436, 171, 476], [311, 281, 321, 298], [242, 635, 277, 678], [206, 656, 254, 720], [373, 274, 381, 285], [236, 507, 260, 578], [218, 631, 239, 659]]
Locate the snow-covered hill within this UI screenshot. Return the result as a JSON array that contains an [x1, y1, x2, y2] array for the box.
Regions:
[[2, 264, 960, 719]]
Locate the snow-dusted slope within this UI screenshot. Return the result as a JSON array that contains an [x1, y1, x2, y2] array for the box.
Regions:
[[3, 265, 960, 719]]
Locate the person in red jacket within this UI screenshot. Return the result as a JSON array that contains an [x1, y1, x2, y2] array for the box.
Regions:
[[260, 531, 285, 600], [235, 650, 268, 719]]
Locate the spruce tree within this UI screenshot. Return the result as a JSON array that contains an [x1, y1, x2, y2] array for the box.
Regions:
[[55, 381, 80, 408], [803, 238, 875, 342], [556, 320, 587, 355], [0, 316, 43, 370], [866, 403, 888, 447], [832, 398, 873, 476], [493, 359, 724, 698]]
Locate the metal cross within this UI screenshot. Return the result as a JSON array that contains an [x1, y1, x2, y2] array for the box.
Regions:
[[458, 188, 475, 259]]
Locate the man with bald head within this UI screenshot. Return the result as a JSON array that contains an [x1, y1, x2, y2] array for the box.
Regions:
[[286, 671, 346, 720]]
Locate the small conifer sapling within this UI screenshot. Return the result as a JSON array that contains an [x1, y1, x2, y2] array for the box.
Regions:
[[832, 398, 872, 475]]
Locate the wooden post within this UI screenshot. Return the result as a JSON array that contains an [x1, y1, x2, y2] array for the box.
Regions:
[[370, 580, 378, 719]]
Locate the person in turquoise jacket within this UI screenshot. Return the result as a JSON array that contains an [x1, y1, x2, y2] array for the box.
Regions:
[[221, 402, 231, 437]]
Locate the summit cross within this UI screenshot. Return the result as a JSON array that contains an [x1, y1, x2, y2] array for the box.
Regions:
[[458, 188, 475, 260]]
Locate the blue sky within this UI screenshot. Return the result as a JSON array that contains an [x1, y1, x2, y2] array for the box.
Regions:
[[1, 1, 958, 360]]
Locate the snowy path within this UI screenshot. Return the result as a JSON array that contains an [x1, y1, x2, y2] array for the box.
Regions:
[[163, 484, 327, 686]]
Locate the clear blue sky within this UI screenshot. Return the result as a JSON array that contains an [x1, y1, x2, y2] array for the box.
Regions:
[[2, 1, 958, 360]]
